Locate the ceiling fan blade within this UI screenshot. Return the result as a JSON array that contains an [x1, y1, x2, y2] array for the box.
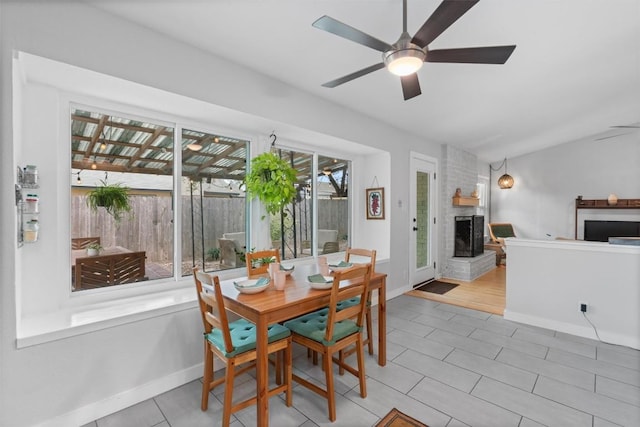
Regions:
[[427, 45, 516, 64], [313, 15, 393, 52], [401, 74, 421, 100], [321, 63, 386, 88], [411, 0, 479, 48]]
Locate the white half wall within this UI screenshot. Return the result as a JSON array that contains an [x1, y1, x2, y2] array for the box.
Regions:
[[504, 238, 640, 350]]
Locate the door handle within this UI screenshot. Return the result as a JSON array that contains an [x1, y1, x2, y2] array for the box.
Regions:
[[413, 226, 418, 231]]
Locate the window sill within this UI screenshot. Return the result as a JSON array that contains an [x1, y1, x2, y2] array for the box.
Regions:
[[15, 256, 352, 349], [17, 282, 198, 348]]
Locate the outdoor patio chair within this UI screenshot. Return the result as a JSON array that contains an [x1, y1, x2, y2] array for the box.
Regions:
[[71, 236, 101, 250], [321, 241, 339, 254]]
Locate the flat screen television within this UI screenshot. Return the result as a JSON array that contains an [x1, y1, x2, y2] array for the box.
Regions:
[[584, 220, 640, 242]]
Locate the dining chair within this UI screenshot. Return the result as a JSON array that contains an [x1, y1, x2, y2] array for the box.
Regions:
[[284, 264, 371, 422], [245, 249, 281, 277], [340, 248, 377, 355], [308, 248, 377, 368], [192, 268, 292, 426]]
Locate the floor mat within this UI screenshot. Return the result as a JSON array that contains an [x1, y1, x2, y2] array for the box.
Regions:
[[375, 408, 429, 427], [414, 280, 458, 295]]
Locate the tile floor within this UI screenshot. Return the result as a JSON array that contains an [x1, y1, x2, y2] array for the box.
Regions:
[[83, 295, 640, 427]]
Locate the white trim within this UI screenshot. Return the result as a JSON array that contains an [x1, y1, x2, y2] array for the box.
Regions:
[[30, 363, 203, 427], [504, 309, 640, 350]]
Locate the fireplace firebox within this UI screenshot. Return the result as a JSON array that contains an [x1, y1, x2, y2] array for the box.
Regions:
[[455, 215, 484, 257]]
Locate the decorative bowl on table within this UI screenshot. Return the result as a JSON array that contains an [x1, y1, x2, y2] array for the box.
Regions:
[[280, 264, 295, 276], [233, 277, 270, 294], [306, 274, 334, 290], [328, 261, 353, 272]]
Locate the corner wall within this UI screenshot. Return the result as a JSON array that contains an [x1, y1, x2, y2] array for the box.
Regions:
[[439, 145, 481, 278]]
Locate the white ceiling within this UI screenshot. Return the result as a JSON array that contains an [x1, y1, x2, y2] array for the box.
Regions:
[[88, 0, 640, 163]]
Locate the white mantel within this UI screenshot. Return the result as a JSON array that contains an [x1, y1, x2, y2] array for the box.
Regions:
[[504, 238, 640, 350]]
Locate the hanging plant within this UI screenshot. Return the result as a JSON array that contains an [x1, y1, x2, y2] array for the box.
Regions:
[[244, 152, 297, 216], [86, 180, 133, 223]]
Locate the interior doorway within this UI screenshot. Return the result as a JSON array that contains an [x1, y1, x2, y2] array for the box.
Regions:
[[409, 153, 437, 286]]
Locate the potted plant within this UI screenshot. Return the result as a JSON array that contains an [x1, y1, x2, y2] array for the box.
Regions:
[[207, 247, 220, 261], [244, 152, 297, 217], [86, 180, 132, 222], [86, 242, 103, 256]]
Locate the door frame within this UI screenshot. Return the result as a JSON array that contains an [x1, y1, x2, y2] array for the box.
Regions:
[[409, 152, 438, 287]]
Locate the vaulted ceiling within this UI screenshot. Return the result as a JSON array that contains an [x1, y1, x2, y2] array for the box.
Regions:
[[86, 0, 640, 162]]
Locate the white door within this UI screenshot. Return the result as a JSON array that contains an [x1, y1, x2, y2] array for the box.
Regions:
[[409, 153, 437, 286]]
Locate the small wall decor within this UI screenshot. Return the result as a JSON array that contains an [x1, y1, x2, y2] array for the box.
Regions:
[[366, 187, 385, 220]]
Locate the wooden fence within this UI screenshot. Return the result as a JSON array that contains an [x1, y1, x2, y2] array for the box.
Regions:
[[72, 194, 346, 263]]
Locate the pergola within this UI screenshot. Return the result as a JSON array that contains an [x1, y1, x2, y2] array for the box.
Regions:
[[71, 110, 348, 195]]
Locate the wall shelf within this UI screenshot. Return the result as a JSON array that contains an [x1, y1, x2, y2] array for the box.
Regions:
[[574, 197, 640, 238], [452, 196, 479, 207]]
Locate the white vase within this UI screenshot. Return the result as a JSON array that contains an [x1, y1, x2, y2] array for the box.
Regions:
[[608, 193, 618, 206], [87, 248, 99, 256]]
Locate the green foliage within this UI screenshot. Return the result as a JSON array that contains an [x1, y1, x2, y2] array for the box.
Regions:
[[86, 242, 103, 251], [269, 210, 293, 243], [207, 247, 220, 261], [86, 180, 132, 223], [235, 247, 254, 264], [245, 152, 297, 216]]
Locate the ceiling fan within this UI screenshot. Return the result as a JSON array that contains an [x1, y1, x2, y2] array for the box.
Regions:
[[313, 0, 516, 100]]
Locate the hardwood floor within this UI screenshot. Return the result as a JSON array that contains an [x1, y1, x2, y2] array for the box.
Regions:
[[407, 266, 506, 315]]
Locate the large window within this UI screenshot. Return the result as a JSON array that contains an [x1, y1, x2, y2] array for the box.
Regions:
[[70, 108, 351, 292], [268, 149, 350, 260], [180, 129, 247, 274], [317, 155, 349, 255], [70, 108, 248, 291]]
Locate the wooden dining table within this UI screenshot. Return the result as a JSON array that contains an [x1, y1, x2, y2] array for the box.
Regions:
[[218, 263, 387, 427]]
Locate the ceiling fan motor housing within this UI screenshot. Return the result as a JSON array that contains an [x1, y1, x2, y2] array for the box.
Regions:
[[383, 32, 426, 76]]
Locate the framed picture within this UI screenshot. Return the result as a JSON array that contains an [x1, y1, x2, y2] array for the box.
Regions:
[[366, 187, 385, 220]]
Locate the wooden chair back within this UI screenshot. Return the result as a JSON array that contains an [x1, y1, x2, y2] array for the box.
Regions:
[[488, 223, 516, 245], [245, 249, 281, 277], [345, 247, 376, 271], [192, 268, 233, 354], [322, 241, 339, 254], [71, 237, 101, 250], [75, 251, 146, 289], [324, 264, 371, 343]]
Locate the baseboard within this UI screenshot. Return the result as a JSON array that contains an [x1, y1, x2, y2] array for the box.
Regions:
[[31, 363, 203, 427], [371, 283, 412, 306], [504, 310, 640, 350]]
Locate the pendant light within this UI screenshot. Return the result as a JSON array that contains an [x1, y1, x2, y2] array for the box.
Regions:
[[497, 158, 514, 189]]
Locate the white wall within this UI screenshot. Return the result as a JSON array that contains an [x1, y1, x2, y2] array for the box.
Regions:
[[0, 3, 441, 426], [505, 239, 640, 350], [490, 132, 640, 239]]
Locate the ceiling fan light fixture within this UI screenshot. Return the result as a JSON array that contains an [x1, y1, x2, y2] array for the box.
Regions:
[[187, 142, 202, 151], [384, 47, 425, 76], [322, 167, 332, 176]]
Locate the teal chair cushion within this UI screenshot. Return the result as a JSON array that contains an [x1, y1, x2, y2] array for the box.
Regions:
[[336, 297, 371, 311], [284, 308, 361, 346], [492, 224, 515, 238], [206, 318, 290, 357], [336, 297, 360, 310]]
